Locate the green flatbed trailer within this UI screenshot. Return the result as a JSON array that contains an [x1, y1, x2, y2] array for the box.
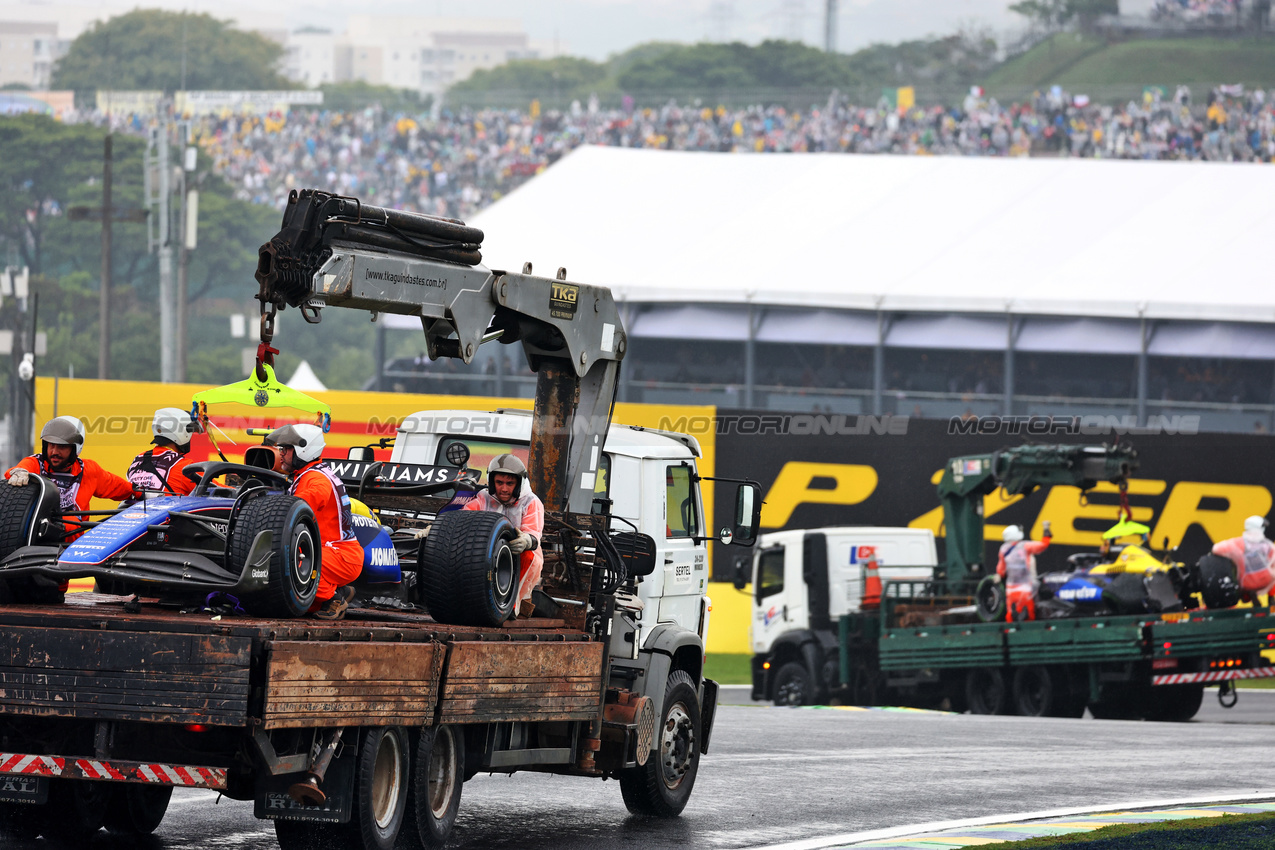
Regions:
[[835, 581, 1275, 719]]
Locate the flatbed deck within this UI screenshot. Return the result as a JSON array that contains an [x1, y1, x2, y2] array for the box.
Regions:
[[0, 594, 604, 733]]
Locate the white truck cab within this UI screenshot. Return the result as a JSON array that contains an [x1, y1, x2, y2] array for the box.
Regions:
[[385, 408, 760, 718], [742, 526, 937, 704]]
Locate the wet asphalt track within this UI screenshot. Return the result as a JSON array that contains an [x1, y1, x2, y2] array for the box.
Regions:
[[9, 687, 1272, 850]]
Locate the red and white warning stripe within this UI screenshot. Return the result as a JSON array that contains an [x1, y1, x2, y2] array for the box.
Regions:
[[0, 753, 227, 789], [1153, 666, 1275, 686]]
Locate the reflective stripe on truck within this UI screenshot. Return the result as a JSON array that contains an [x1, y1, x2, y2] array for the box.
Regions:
[[0, 752, 228, 789], [1152, 666, 1275, 686]]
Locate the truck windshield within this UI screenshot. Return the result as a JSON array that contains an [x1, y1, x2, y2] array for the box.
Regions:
[[756, 547, 784, 601]]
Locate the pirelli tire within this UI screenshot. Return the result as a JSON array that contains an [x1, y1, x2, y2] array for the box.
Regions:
[[0, 476, 64, 605], [975, 576, 1006, 623], [228, 494, 320, 618], [418, 510, 518, 627]]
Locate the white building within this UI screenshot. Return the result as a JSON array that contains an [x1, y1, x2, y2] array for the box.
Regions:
[[281, 16, 551, 100], [0, 20, 61, 90]]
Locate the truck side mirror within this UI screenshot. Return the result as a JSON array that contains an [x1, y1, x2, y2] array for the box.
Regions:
[[348, 446, 374, 462], [721, 482, 762, 546]]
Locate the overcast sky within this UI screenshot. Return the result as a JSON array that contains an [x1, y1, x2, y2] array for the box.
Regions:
[[13, 0, 1025, 57]]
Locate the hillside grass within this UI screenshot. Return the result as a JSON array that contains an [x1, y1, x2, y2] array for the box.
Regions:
[[983, 33, 1275, 95]]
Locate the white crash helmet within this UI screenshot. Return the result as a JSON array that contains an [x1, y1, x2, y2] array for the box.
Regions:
[[1002, 525, 1024, 543], [265, 423, 326, 464], [41, 416, 86, 456], [1245, 515, 1268, 534], [152, 407, 198, 450], [487, 453, 527, 500]]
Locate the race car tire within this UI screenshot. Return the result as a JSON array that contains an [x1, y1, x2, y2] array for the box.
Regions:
[[0, 476, 64, 605], [771, 661, 815, 706], [1196, 554, 1241, 610], [104, 784, 172, 835], [619, 670, 701, 817], [975, 576, 1005, 623], [418, 510, 518, 627], [965, 667, 1007, 715], [230, 495, 320, 618], [403, 724, 464, 849], [1142, 684, 1204, 723]]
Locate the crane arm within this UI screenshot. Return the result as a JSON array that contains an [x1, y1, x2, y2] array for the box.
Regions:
[[253, 189, 627, 513]]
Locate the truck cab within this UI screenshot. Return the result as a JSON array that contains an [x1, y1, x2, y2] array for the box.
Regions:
[[388, 408, 746, 712], [745, 527, 937, 705]]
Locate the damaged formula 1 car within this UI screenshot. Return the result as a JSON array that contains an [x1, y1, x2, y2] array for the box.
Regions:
[[0, 445, 459, 618]]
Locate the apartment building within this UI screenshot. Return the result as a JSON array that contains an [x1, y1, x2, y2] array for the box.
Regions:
[[0, 20, 60, 89]]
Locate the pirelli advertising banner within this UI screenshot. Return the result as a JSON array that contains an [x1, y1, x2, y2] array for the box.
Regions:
[[706, 410, 1275, 579]]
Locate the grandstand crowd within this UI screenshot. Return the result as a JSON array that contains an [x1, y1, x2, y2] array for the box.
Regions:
[[74, 82, 1275, 221]]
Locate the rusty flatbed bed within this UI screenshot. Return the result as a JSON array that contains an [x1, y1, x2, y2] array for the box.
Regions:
[[0, 594, 605, 733]]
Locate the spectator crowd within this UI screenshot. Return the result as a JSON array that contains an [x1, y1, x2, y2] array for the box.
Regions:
[[70, 82, 1275, 222]]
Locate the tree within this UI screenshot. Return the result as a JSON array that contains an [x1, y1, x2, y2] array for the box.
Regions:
[[1009, 0, 1118, 31], [449, 56, 609, 107], [52, 9, 292, 100]]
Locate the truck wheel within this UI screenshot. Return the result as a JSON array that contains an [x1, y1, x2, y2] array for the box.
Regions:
[[965, 668, 1007, 715], [104, 784, 172, 834], [1143, 685, 1204, 722], [229, 495, 320, 618], [1088, 687, 1144, 720], [418, 511, 518, 627], [0, 801, 41, 840], [42, 778, 109, 842], [404, 724, 464, 849], [0, 477, 64, 604], [975, 576, 1005, 622], [351, 726, 410, 850], [772, 661, 814, 706], [619, 670, 701, 817], [1011, 666, 1057, 717]]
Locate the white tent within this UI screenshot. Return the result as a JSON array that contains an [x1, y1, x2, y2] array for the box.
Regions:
[[286, 360, 327, 391], [470, 146, 1275, 324]]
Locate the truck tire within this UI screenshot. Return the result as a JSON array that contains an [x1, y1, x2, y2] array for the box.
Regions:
[[1012, 666, 1058, 717], [350, 726, 410, 850], [42, 778, 109, 842], [229, 495, 320, 618], [1087, 687, 1144, 720], [772, 661, 815, 706], [619, 670, 701, 817], [104, 784, 172, 835], [0, 801, 41, 840], [1143, 685, 1204, 722], [965, 667, 1007, 715], [403, 724, 464, 849], [975, 576, 1005, 623], [0, 477, 64, 605], [418, 511, 518, 627]]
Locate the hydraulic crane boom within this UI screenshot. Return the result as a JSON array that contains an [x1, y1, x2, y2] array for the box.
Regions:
[[936, 443, 1139, 588], [254, 188, 626, 514]]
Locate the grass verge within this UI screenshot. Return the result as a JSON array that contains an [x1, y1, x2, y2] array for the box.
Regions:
[[704, 653, 751, 685], [958, 810, 1275, 849]]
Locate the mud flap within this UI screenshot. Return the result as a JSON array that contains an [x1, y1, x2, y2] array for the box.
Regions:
[[255, 747, 355, 824], [0, 775, 47, 805], [700, 678, 719, 754]]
